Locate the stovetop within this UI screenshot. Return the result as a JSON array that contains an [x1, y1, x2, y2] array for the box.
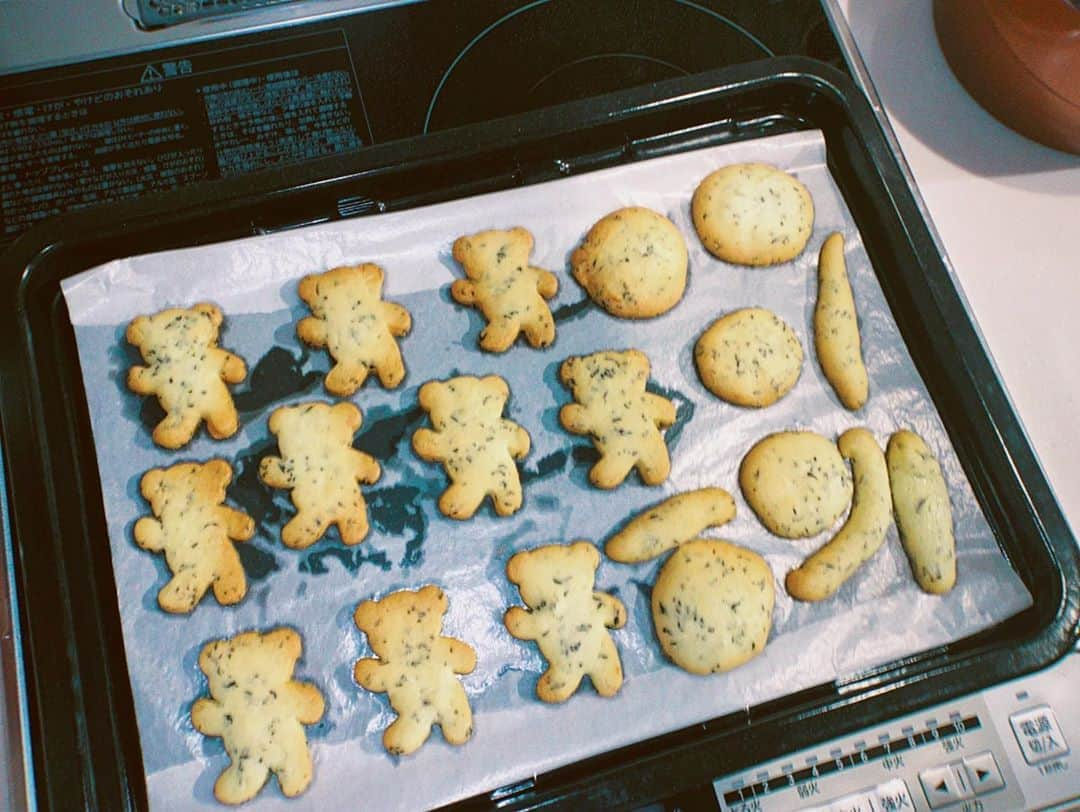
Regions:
[[3, 2, 1079, 811], [0, 0, 844, 249]]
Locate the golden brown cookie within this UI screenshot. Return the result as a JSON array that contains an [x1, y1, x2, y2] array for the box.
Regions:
[[786, 428, 892, 601], [571, 206, 688, 319], [297, 264, 412, 396], [412, 375, 531, 519], [651, 539, 775, 675], [694, 307, 804, 407], [739, 431, 854, 538], [451, 227, 559, 352], [191, 628, 326, 805], [259, 401, 381, 548], [814, 232, 869, 410], [134, 459, 254, 613], [559, 349, 677, 488], [504, 541, 626, 703], [691, 163, 814, 266], [354, 585, 477, 755], [126, 302, 247, 449], [886, 429, 957, 594], [605, 487, 736, 563]]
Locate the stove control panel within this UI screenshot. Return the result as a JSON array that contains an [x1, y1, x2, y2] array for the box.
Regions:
[[712, 653, 1078, 812]]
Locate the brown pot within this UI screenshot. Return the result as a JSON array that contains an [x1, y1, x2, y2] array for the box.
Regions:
[[934, 0, 1080, 154]]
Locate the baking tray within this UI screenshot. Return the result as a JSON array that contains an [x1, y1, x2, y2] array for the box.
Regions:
[[1, 57, 1077, 811]]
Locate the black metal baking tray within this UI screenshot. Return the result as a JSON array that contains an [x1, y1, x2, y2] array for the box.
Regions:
[[1, 57, 1076, 811]]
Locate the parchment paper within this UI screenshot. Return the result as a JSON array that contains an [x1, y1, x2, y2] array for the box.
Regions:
[[61, 130, 1032, 811]]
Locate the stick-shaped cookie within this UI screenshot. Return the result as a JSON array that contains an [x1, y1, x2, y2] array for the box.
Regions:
[[192, 628, 326, 805], [652, 539, 774, 675], [886, 429, 957, 594], [297, 264, 412, 396], [559, 349, 677, 488], [412, 375, 530, 519], [814, 232, 869, 410], [786, 429, 892, 601], [451, 227, 559, 352], [504, 542, 626, 702], [605, 487, 736, 563], [126, 303, 247, 449], [134, 460, 254, 613], [354, 585, 476, 755], [259, 401, 381, 548]]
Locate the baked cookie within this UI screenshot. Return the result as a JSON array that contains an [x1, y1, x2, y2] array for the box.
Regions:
[[605, 487, 736, 563], [571, 206, 688, 319], [559, 349, 677, 488], [451, 227, 559, 352], [786, 428, 892, 601], [412, 375, 530, 519], [259, 401, 381, 548], [126, 302, 247, 449], [739, 431, 853, 538], [134, 460, 254, 614], [504, 541, 626, 703], [354, 585, 476, 755], [297, 264, 412, 396], [814, 232, 869, 410], [191, 628, 326, 805], [694, 307, 804, 407], [652, 539, 774, 675], [886, 430, 956, 594], [691, 163, 814, 266]]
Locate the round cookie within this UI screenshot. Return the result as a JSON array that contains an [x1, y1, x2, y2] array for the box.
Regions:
[[691, 163, 814, 266], [694, 307, 803, 407], [651, 539, 775, 675], [571, 206, 688, 319], [739, 431, 853, 538]]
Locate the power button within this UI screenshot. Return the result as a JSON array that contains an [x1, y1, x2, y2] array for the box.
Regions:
[[1009, 705, 1070, 765]]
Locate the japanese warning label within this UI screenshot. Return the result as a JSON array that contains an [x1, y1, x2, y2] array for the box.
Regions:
[[0, 30, 370, 246]]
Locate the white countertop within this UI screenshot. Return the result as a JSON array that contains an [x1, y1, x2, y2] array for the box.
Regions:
[[838, 0, 1080, 539]]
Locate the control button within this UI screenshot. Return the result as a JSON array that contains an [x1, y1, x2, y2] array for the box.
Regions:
[[828, 791, 876, 812], [949, 762, 974, 800], [873, 778, 916, 812], [919, 763, 971, 808], [1009, 705, 1070, 764], [962, 751, 1005, 795]]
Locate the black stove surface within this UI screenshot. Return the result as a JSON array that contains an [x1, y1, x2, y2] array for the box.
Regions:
[[392, 0, 842, 134], [0, 0, 844, 248]]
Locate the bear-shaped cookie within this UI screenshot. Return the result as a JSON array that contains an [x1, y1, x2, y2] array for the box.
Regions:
[[259, 401, 381, 548], [126, 302, 247, 449], [134, 459, 254, 613], [412, 375, 530, 519], [559, 349, 677, 488], [297, 264, 412, 396], [451, 227, 559, 352], [504, 541, 627, 703], [354, 585, 476, 755], [191, 627, 326, 805]]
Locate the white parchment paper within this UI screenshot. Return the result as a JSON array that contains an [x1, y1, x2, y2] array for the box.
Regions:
[[62, 130, 1032, 811]]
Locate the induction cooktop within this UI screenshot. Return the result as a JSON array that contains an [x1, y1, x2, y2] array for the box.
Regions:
[[0, 0, 845, 249]]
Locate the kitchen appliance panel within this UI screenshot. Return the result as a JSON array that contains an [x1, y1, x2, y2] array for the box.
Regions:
[[0, 0, 844, 251]]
